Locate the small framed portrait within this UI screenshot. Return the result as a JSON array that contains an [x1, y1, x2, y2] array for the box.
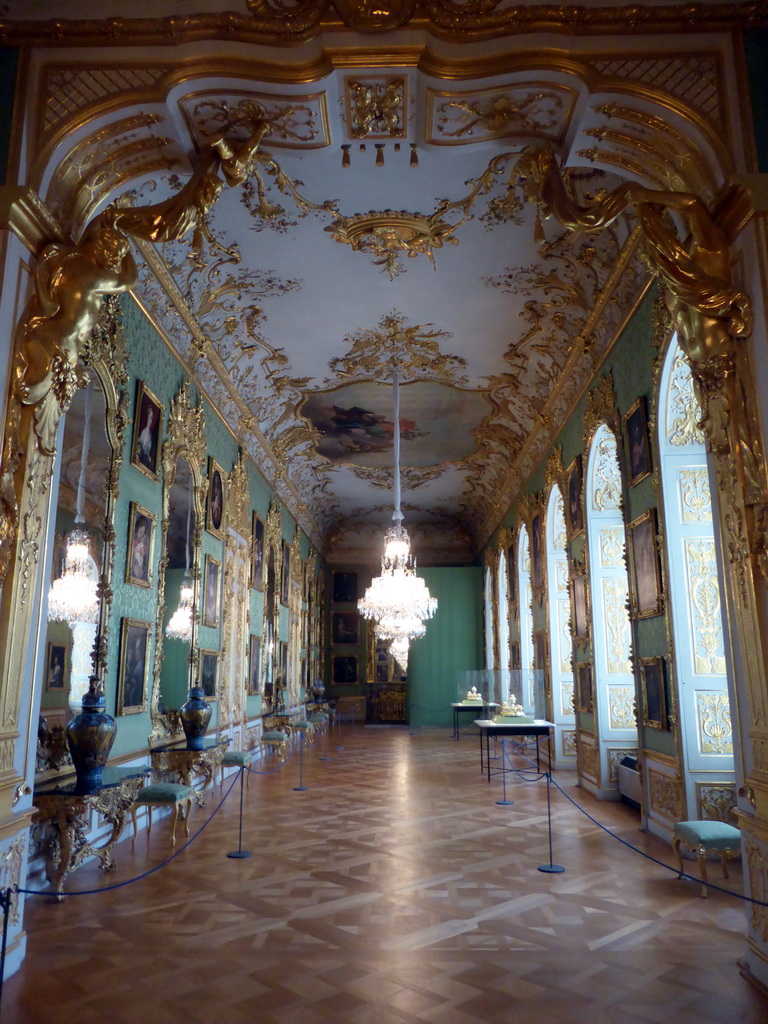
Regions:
[[45, 641, 68, 691], [117, 618, 150, 714], [566, 455, 584, 538], [202, 555, 221, 628], [531, 514, 543, 590], [206, 459, 226, 539], [629, 509, 663, 619], [333, 655, 358, 685], [625, 396, 652, 487], [640, 656, 667, 729], [332, 610, 359, 646], [251, 513, 264, 591], [281, 541, 291, 605], [248, 635, 261, 695], [576, 662, 593, 714], [570, 568, 590, 644], [332, 571, 358, 604], [130, 381, 162, 480], [199, 649, 219, 700], [125, 502, 156, 588], [506, 543, 516, 604]]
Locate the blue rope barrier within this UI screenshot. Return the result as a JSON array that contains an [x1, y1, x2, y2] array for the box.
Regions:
[[494, 738, 768, 908], [18, 770, 241, 898]]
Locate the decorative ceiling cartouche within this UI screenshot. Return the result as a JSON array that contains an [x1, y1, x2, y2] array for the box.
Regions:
[[12, 8, 737, 561]]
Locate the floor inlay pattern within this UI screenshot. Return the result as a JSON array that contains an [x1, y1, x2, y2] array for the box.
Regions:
[[6, 727, 767, 1023]]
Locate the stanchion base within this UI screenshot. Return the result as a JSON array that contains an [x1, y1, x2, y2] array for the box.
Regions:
[[495, 799, 514, 805], [538, 864, 565, 873], [293, 785, 308, 791], [227, 850, 252, 859]]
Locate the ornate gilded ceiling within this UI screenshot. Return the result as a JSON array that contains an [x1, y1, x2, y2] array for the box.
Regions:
[[4, 1, 743, 562]]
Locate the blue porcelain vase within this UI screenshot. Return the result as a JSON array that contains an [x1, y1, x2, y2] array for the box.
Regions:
[[180, 686, 212, 750], [66, 678, 117, 793]]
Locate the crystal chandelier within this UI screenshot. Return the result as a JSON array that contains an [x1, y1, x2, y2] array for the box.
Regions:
[[166, 473, 194, 643], [48, 529, 99, 625], [48, 383, 100, 626], [358, 363, 437, 641]]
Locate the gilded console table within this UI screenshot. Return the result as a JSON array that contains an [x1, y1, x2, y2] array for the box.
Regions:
[[33, 766, 149, 899], [151, 739, 228, 804]]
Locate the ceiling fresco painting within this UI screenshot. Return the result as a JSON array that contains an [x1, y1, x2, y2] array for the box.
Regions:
[[7, 3, 737, 562]]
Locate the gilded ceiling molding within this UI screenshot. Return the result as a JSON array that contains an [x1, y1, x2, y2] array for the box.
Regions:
[[583, 373, 621, 453], [544, 446, 566, 493], [345, 78, 406, 139], [4, 4, 768, 46], [228, 451, 252, 539]]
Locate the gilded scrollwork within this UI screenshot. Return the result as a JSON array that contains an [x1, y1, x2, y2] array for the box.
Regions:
[[436, 91, 561, 140], [347, 79, 405, 139], [697, 692, 733, 754]]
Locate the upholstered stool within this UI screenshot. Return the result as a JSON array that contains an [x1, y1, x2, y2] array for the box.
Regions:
[[292, 719, 314, 744], [131, 783, 194, 846], [673, 820, 741, 897], [261, 729, 289, 758], [219, 749, 252, 788], [307, 711, 329, 736]]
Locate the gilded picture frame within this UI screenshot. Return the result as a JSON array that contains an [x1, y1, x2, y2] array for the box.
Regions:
[[117, 617, 150, 714], [45, 641, 68, 692], [332, 610, 359, 646], [629, 509, 663, 619], [565, 455, 584, 538], [202, 554, 221, 628], [333, 655, 358, 685], [206, 458, 226, 540], [199, 648, 219, 700], [248, 635, 261, 695], [625, 396, 652, 487], [251, 512, 264, 591], [332, 571, 358, 604], [130, 380, 162, 481], [569, 564, 590, 647], [640, 655, 667, 729], [125, 501, 156, 588]]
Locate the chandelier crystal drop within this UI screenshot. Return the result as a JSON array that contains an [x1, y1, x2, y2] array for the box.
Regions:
[[390, 635, 409, 673], [358, 364, 437, 641], [48, 383, 100, 627], [48, 529, 99, 625], [166, 578, 194, 641]]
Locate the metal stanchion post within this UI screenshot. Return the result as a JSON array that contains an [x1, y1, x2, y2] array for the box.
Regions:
[[293, 730, 308, 791], [496, 739, 514, 806], [538, 771, 565, 874], [227, 767, 252, 859], [0, 887, 12, 1014]]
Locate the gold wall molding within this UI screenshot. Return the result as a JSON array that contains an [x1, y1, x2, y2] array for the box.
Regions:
[[3, 5, 768, 46]]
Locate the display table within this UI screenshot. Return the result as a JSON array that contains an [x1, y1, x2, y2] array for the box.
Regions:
[[151, 738, 228, 804], [474, 719, 554, 781], [451, 702, 499, 740], [33, 765, 149, 898]]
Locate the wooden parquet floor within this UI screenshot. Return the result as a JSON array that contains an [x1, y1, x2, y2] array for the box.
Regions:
[[5, 726, 768, 1024]]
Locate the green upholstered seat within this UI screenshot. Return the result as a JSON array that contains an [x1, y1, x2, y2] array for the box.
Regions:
[[262, 730, 288, 741], [132, 783, 194, 846], [673, 820, 741, 897], [222, 750, 252, 767], [220, 749, 253, 788], [294, 720, 312, 728], [308, 712, 328, 723]]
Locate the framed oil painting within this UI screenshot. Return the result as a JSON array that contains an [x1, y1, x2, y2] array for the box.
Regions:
[[251, 513, 264, 591], [279, 640, 288, 682], [640, 656, 667, 729], [333, 655, 358, 685], [629, 509, 663, 618], [531, 513, 543, 590], [130, 381, 162, 480], [281, 541, 291, 605], [569, 567, 589, 645], [332, 570, 358, 604], [248, 635, 261, 695], [506, 543, 516, 604], [332, 610, 359, 646], [576, 661, 593, 714], [566, 455, 584, 538], [199, 649, 219, 700], [117, 617, 150, 714], [45, 641, 68, 691], [625, 396, 652, 487], [206, 458, 226, 539], [203, 555, 221, 628], [125, 502, 155, 588]]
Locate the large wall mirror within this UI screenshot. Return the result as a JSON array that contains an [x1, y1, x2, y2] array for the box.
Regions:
[[261, 502, 282, 713], [150, 383, 206, 744], [38, 300, 128, 775]]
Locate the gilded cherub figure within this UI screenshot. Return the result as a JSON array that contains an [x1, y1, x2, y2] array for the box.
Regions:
[[516, 144, 760, 500]]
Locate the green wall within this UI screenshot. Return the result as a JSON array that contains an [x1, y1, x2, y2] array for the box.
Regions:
[[408, 567, 483, 727]]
